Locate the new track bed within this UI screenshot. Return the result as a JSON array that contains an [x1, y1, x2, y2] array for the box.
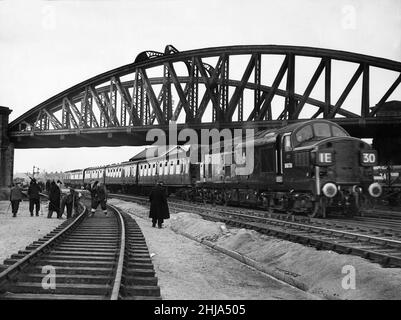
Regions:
[[109, 193, 401, 268], [0, 201, 160, 300]]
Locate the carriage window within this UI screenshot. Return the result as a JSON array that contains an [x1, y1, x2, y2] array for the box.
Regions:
[[295, 125, 313, 143], [332, 125, 348, 137], [313, 123, 331, 138]]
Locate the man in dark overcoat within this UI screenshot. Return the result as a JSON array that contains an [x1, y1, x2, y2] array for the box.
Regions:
[[48, 180, 61, 218], [149, 181, 170, 228], [28, 178, 42, 217]]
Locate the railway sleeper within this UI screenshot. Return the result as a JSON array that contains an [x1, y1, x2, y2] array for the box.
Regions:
[[127, 262, 154, 270], [17, 273, 113, 285], [125, 268, 155, 277], [5, 282, 111, 295], [48, 249, 117, 256], [122, 276, 158, 286], [58, 240, 118, 245], [25, 266, 114, 276], [122, 285, 161, 297], [34, 260, 116, 268], [123, 295, 162, 300], [38, 255, 117, 262], [0, 293, 106, 300], [125, 257, 152, 264]]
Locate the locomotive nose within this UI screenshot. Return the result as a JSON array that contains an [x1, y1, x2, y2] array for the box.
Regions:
[[368, 182, 382, 198]]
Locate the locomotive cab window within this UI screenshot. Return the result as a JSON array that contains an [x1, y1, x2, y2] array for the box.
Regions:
[[313, 123, 331, 138], [332, 125, 348, 137], [295, 125, 313, 144], [294, 122, 349, 147]]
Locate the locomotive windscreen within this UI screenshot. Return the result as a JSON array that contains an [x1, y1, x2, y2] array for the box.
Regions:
[[294, 122, 348, 147]]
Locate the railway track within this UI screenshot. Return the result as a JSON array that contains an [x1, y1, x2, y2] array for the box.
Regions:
[[109, 193, 401, 268], [0, 200, 161, 300]]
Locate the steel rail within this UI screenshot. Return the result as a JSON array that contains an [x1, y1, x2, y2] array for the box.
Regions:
[[0, 203, 87, 288], [108, 204, 126, 300]]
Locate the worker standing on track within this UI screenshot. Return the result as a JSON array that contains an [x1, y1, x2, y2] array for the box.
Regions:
[[9, 183, 23, 218], [88, 180, 108, 217], [27, 178, 42, 217], [48, 180, 61, 219], [61, 188, 79, 219], [149, 181, 170, 228]]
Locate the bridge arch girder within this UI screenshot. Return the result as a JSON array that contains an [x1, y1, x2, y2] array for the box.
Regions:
[[8, 44, 401, 145]]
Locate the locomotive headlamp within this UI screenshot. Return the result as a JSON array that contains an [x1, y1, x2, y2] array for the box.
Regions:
[[368, 182, 382, 198], [322, 182, 338, 198], [316, 151, 333, 166]]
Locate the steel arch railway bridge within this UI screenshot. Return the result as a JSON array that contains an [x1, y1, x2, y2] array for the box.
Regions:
[[1, 44, 401, 190]]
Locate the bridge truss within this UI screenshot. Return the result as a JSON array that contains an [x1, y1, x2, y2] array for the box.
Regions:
[[8, 45, 401, 148]]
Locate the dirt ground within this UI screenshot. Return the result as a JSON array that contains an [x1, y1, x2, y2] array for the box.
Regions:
[[108, 199, 316, 300], [0, 200, 63, 263], [108, 198, 401, 300]]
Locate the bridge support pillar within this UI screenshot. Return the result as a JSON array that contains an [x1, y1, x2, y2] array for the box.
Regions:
[[0, 106, 13, 200]]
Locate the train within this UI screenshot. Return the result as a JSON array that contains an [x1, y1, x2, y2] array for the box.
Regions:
[[63, 119, 383, 218], [373, 165, 401, 206]]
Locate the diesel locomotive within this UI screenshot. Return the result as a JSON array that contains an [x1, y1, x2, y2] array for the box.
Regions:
[[63, 120, 382, 218]]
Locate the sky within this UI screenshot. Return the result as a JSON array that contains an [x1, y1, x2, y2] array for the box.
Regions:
[[0, 0, 400, 174]]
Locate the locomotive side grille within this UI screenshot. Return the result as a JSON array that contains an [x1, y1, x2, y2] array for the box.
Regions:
[[295, 152, 309, 167], [333, 140, 359, 182]]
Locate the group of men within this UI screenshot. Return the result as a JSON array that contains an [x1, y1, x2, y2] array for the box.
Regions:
[[8, 178, 80, 219], [86, 179, 170, 228], [9, 177, 171, 229]]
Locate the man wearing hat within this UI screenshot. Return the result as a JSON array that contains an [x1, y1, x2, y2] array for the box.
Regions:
[[149, 181, 170, 228], [27, 178, 42, 217]]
